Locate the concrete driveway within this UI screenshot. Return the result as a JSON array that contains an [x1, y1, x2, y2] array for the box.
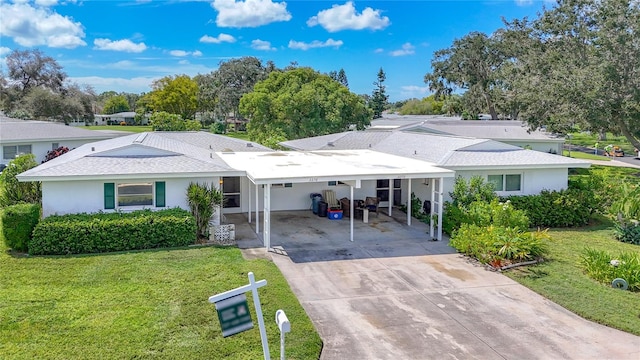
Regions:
[[236, 211, 640, 359]]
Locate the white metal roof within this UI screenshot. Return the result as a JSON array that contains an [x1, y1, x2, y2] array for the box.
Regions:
[[218, 149, 455, 185]]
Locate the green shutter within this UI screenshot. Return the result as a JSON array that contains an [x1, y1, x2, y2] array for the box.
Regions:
[[104, 183, 115, 209], [155, 181, 166, 207]]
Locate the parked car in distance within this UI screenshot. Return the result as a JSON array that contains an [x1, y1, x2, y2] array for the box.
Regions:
[[604, 145, 625, 157]]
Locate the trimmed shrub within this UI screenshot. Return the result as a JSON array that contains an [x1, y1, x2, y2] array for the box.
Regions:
[[450, 224, 550, 268], [504, 188, 594, 228], [30, 208, 196, 255], [581, 248, 640, 291], [1, 203, 41, 252]]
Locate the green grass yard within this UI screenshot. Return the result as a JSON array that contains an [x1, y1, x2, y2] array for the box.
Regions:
[[562, 149, 611, 161], [505, 217, 640, 336], [0, 223, 321, 359], [569, 132, 636, 155], [86, 125, 152, 133]]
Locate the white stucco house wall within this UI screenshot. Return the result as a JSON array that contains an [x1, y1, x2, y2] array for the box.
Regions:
[[0, 117, 127, 166]]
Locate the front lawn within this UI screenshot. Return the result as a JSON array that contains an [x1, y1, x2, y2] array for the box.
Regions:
[[562, 149, 610, 161], [504, 218, 640, 336], [86, 125, 152, 133], [569, 132, 636, 156], [0, 221, 321, 359]]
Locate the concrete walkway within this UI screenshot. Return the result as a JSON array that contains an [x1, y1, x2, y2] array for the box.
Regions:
[[235, 212, 640, 359]]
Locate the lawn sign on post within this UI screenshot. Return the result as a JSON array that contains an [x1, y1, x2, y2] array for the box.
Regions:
[[209, 272, 270, 360]]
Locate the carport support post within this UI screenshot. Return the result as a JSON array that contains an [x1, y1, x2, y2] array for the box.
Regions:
[[407, 179, 411, 226], [437, 177, 443, 241], [248, 182, 252, 223], [255, 184, 259, 234], [263, 183, 271, 250], [388, 180, 393, 216], [350, 185, 354, 242]]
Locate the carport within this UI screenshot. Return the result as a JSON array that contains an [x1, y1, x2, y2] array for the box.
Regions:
[[219, 150, 455, 250]]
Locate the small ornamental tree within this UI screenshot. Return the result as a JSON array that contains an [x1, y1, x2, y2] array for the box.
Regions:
[[186, 182, 224, 239], [0, 154, 41, 207], [42, 146, 70, 163]]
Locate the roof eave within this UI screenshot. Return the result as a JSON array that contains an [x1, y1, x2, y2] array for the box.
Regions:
[[17, 170, 247, 182], [443, 163, 591, 171]]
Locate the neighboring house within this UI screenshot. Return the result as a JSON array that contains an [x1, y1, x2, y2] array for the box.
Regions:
[[0, 116, 126, 166], [94, 112, 148, 126], [371, 114, 565, 154], [280, 130, 590, 207]]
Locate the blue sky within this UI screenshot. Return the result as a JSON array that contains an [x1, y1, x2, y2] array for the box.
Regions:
[[0, 0, 548, 102]]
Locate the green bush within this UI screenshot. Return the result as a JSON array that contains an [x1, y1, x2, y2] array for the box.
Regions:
[[30, 208, 196, 255], [443, 204, 467, 235], [504, 188, 594, 228], [466, 199, 529, 229], [1, 203, 41, 252], [613, 221, 640, 245], [0, 154, 41, 206], [581, 248, 640, 291], [450, 224, 550, 267]]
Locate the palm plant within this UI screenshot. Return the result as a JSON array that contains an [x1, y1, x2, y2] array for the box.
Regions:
[[186, 182, 224, 239]]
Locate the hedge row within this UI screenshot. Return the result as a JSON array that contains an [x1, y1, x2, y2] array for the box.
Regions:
[[503, 188, 595, 228], [30, 208, 196, 255], [1, 203, 41, 252]]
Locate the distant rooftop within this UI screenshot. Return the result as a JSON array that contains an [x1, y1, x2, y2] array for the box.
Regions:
[[0, 116, 126, 143]]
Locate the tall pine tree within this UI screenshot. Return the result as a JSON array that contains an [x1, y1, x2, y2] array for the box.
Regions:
[[370, 68, 388, 119]]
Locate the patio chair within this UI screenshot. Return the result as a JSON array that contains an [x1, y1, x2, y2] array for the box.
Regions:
[[365, 196, 379, 217], [322, 190, 340, 209]]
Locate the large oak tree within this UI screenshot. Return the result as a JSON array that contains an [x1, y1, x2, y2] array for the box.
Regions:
[[240, 67, 371, 146]]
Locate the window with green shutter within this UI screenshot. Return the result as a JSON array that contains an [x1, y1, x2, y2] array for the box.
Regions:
[[155, 181, 166, 207], [104, 183, 115, 209]]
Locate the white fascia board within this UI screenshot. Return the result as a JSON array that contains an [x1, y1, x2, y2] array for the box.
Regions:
[[445, 163, 591, 171], [1, 136, 115, 144], [17, 170, 247, 182], [248, 171, 455, 185]]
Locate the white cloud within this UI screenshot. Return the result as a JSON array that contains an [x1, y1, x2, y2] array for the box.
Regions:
[[35, 0, 59, 6], [0, 47, 11, 56], [199, 33, 236, 44], [178, 59, 190, 65], [390, 42, 415, 57], [211, 0, 291, 28], [288, 38, 343, 51], [169, 49, 203, 57], [374, 48, 384, 53], [307, 1, 390, 32], [0, 2, 86, 48], [514, 0, 533, 6], [251, 39, 275, 51], [68, 75, 156, 94], [94, 38, 147, 53], [400, 85, 430, 98]]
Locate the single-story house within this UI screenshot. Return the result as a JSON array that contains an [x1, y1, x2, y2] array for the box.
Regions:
[[0, 116, 127, 166], [17, 131, 457, 245], [94, 112, 148, 126], [280, 130, 590, 209], [370, 114, 565, 154]]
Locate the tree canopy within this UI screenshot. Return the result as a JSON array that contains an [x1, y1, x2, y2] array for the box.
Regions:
[[424, 32, 507, 120], [147, 75, 198, 120], [240, 67, 371, 145], [103, 95, 130, 114], [506, 0, 640, 148], [149, 111, 201, 131]]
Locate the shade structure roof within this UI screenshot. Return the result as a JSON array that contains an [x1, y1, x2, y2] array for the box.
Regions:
[[217, 149, 455, 185]]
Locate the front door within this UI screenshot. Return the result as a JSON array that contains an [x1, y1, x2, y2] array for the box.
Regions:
[[222, 177, 241, 212]]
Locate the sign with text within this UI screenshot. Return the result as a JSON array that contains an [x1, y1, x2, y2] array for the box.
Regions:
[[215, 293, 253, 337]]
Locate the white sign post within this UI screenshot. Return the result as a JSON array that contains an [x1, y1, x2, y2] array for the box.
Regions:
[[275, 309, 290, 360], [209, 272, 270, 360]]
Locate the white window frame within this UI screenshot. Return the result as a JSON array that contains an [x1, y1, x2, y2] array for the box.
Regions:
[[116, 182, 154, 209], [487, 173, 523, 194], [3, 144, 32, 160]]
